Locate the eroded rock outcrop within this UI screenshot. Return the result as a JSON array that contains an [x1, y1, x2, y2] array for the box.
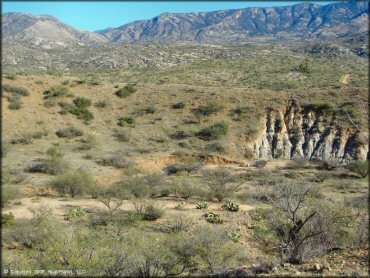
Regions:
[[251, 100, 368, 164]]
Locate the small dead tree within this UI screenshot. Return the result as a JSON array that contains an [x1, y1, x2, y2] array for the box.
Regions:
[[267, 181, 355, 264], [205, 167, 241, 202], [121, 176, 151, 214], [180, 157, 203, 175], [92, 184, 126, 224]]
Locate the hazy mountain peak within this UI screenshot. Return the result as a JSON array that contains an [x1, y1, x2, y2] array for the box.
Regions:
[[2, 12, 107, 44]]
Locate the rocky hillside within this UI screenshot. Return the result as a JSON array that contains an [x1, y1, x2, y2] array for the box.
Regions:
[[97, 2, 368, 43], [2, 12, 106, 44], [2, 2, 368, 45], [251, 100, 368, 163]]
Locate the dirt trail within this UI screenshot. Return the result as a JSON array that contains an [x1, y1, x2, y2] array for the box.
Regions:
[[4, 197, 254, 220]]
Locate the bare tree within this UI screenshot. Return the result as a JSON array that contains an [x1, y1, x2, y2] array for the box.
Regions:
[[90, 184, 126, 225], [267, 181, 355, 263], [180, 157, 203, 175], [119, 176, 152, 214], [97, 184, 125, 212], [205, 167, 241, 202]]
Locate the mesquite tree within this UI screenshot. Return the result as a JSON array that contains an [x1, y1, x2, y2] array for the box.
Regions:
[[267, 181, 355, 263]]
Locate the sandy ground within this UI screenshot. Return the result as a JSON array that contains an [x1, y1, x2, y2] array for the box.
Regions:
[[4, 196, 254, 221], [340, 73, 350, 84]]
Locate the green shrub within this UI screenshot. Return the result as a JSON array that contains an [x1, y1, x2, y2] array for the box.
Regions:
[[73, 97, 92, 109], [313, 171, 332, 183], [143, 204, 164, 221], [26, 148, 69, 175], [9, 170, 28, 184], [288, 157, 308, 169], [89, 211, 114, 226], [51, 170, 94, 197], [8, 99, 22, 110], [164, 215, 194, 232], [80, 134, 97, 150], [177, 226, 243, 274], [174, 181, 198, 200], [56, 127, 83, 138], [61, 79, 70, 85], [70, 107, 94, 123], [230, 106, 259, 122], [205, 167, 239, 202], [2, 169, 11, 184], [227, 230, 241, 242], [44, 85, 69, 98], [2, 84, 29, 96], [43, 99, 57, 107], [254, 160, 267, 169], [95, 100, 109, 108], [58, 101, 75, 114], [1, 142, 10, 158], [347, 160, 369, 178], [58, 98, 94, 123], [231, 106, 253, 121], [195, 202, 209, 209], [10, 132, 43, 145], [66, 207, 86, 220], [98, 155, 133, 169], [2, 212, 15, 226], [174, 203, 185, 210], [44, 159, 69, 175], [194, 102, 224, 117], [2, 187, 19, 207], [117, 116, 135, 126], [158, 187, 172, 197], [204, 212, 223, 224], [115, 85, 136, 98], [205, 142, 226, 153], [172, 102, 186, 109], [170, 127, 197, 140], [165, 157, 202, 176], [143, 106, 156, 114], [222, 200, 240, 212], [89, 79, 100, 86], [305, 102, 333, 113], [113, 129, 130, 142], [5, 73, 17, 80], [197, 121, 228, 140], [164, 164, 182, 175], [296, 63, 310, 73], [46, 146, 63, 159], [10, 133, 31, 144], [120, 176, 150, 200]]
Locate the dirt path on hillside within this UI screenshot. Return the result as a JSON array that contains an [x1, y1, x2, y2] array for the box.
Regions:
[[3, 197, 254, 221]]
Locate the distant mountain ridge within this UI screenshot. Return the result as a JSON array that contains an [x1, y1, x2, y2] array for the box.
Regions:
[[2, 1, 369, 44], [2, 12, 107, 44], [96, 2, 368, 43]]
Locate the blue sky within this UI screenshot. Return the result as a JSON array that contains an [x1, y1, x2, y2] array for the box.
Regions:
[[3, 1, 336, 31]]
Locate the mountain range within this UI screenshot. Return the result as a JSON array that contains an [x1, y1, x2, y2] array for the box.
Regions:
[[2, 1, 368, 44]]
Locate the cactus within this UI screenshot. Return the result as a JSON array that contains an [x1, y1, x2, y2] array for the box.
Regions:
[[195, 202, 209, 209], [227, 229, 241, 242], [204, 212, 223, 224], [222, 200, 240, 212]]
